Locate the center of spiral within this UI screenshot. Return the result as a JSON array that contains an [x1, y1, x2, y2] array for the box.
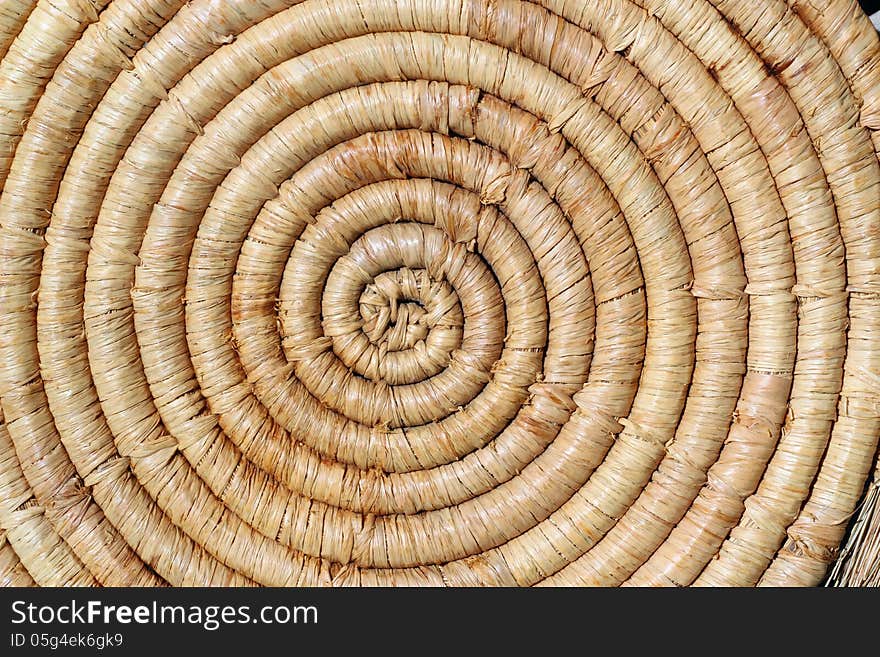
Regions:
[[359, 269, 431, 352], [321, 259, 464, 386]]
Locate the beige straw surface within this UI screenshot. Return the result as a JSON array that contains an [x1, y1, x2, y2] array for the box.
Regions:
[[0, 0, 877, 587]]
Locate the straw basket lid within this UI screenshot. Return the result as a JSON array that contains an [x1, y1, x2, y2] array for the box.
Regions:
[[0, 0, 878, 587]]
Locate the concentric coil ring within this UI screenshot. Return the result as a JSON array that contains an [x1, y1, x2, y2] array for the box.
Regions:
[[0, 0, 878, 587]]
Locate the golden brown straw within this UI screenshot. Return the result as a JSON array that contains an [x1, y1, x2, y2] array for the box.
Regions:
[[0, 0, 878, 587]]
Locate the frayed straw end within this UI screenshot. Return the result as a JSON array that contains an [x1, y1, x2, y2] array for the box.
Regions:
[[826, 482, 880, 587]]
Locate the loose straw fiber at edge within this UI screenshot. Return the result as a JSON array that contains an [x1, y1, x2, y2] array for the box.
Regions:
[[0, 0, 878, 588]]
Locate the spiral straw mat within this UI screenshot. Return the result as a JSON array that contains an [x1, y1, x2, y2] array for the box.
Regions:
[[0, 0, 879, 588]]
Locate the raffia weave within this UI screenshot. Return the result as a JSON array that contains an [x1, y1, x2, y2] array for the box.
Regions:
[[0, 0, 878, 587]]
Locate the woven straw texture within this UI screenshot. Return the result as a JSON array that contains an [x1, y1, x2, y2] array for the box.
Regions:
[[0, 0, 878, 588]]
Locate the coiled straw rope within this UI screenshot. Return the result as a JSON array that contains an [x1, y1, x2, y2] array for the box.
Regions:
[[0, 0, 878, 588]]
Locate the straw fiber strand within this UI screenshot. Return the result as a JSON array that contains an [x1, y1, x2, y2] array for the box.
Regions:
[[0, 0, 877, 587]]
